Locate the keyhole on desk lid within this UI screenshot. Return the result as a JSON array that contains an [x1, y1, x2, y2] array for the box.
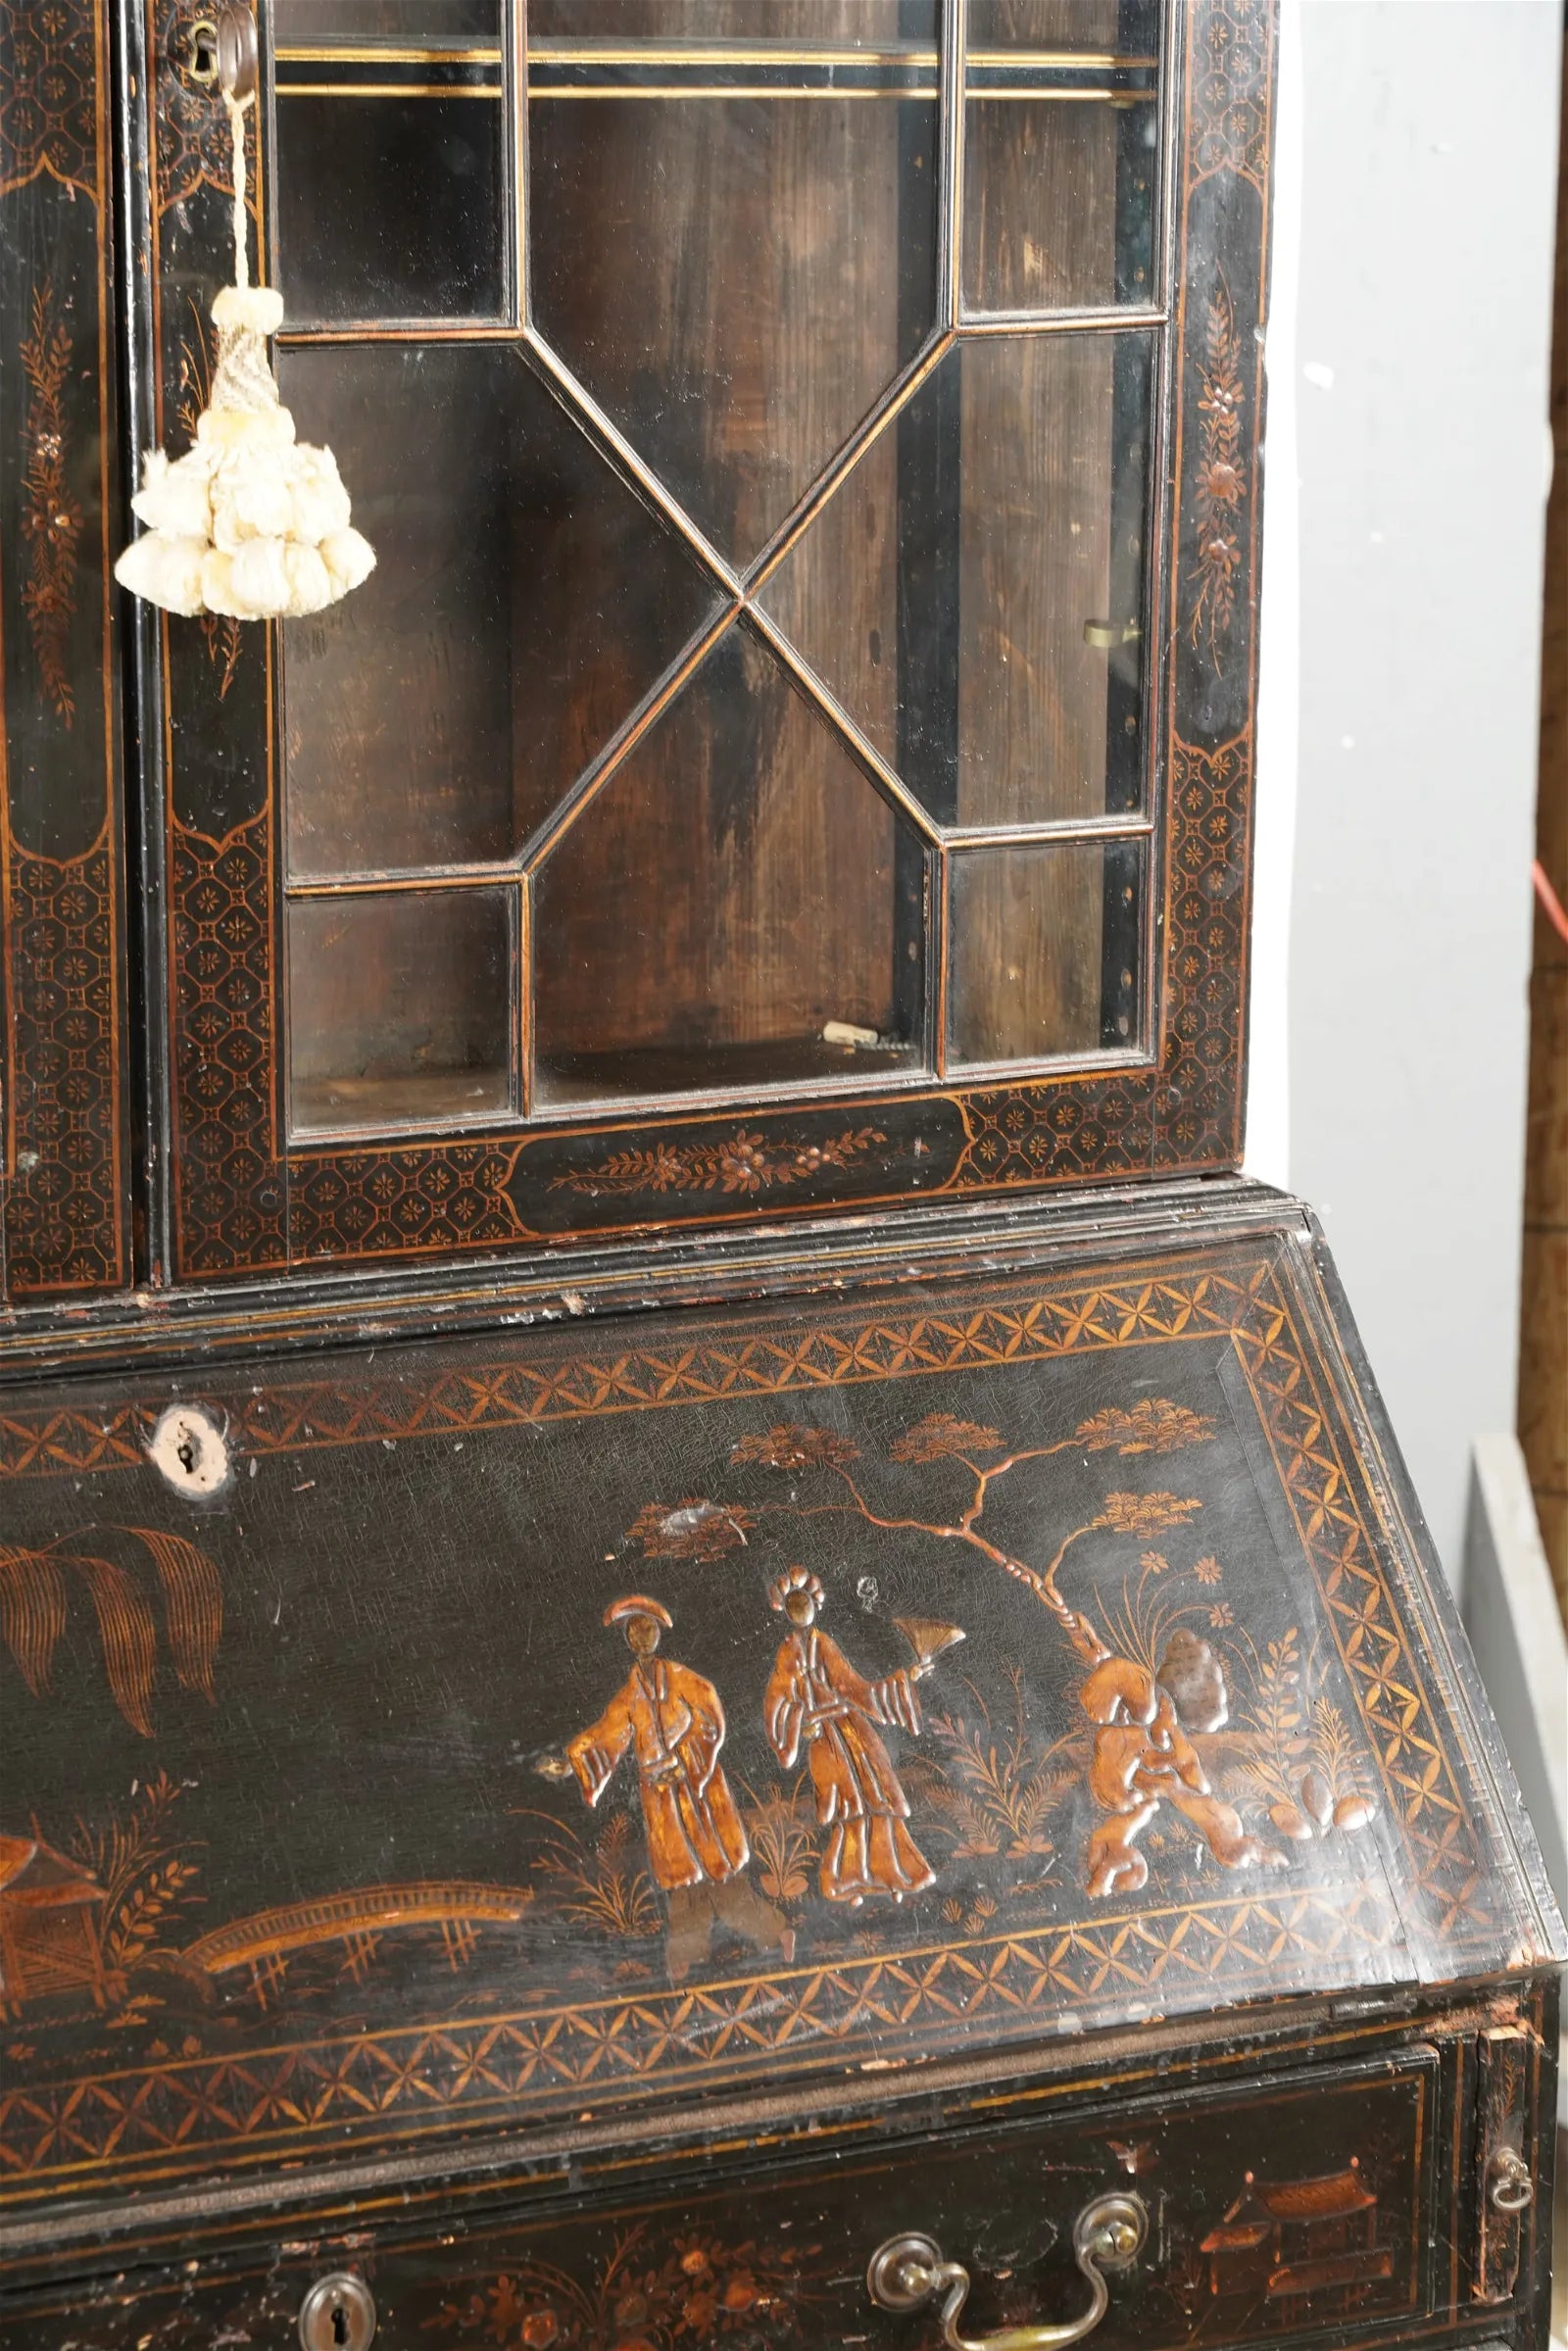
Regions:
[[299, 2273, 375, 2351], [149, 1401, 230, 1496]]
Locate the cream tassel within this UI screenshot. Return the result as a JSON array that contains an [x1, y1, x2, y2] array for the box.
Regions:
[[116, 90, 374, 621]]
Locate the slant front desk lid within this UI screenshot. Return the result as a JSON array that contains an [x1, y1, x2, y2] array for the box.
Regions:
[[1, 1204, 1558, 2229]]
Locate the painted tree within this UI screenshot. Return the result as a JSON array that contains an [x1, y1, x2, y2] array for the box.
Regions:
[[628, 1396, 1215, 1666], [624, 1398, 1372, 1896], [622, 1400, 1291, 1897], [0, 1527, 222, 1736]]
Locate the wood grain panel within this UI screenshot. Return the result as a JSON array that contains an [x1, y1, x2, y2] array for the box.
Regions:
[[278, 345, 714, 880], [964, 99, 1124, 311], [288, 889, 514, 1130], [949, 839, 1126, 1062], [528, 4, 932, 563], [533, 626, 914, 1096], [957, 335, 1115, 819], [969, 0, 1120, 38]]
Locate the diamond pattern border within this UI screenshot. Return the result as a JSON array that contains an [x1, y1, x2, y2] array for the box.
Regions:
[[1, 1253, 1274, 1474], [0, 1881, 1396, 2186]]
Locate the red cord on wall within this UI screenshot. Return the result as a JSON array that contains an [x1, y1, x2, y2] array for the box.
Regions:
[[1534, 858, 1568, 949]]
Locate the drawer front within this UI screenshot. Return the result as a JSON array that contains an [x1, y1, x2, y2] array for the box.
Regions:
[[2, 2048, 1446, 2351]]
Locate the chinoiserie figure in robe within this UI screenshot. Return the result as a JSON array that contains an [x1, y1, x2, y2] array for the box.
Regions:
[[561, 1594, 793, 1979], [762, 1567, 936, 1905], [566, 1593, 746, 1888]]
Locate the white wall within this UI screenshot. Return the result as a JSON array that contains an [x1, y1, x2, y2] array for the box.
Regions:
[[1249, 0, 1563, 1590]]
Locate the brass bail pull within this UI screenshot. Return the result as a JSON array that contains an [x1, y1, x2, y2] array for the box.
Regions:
[[186, 2, 258, 100], [867, 2195, 1147, 2351]]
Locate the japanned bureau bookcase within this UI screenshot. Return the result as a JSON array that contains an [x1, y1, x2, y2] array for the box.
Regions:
[[0, 1, 1562, 2347]]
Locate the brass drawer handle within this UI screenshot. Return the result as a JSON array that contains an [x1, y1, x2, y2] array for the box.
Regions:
[[1488, 2148, 1535, 2214], [868, 2193, 1147, 2351]]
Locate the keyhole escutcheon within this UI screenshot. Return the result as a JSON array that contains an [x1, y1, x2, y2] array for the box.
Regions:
[[299, 2273, 376, 2351]]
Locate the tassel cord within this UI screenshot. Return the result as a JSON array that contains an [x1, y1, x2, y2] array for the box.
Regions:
[[225, 87, 255, 295], [113, 70, 375, 617]]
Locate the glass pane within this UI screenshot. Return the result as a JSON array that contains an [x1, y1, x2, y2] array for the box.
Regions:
[[276, 0, 497, 26], [528, 3, 939, 564], [964, 0, 1159, 313], [760, 332, 1152, 827], [278, 344, 718, 880], [947, 839, 1143, 1065], [273, 1, 507, 321], [530, 1, 937, 36], [533, 624, 926, 1104], [967, 0, 1153, 46], [288, 890, 515, 1133]]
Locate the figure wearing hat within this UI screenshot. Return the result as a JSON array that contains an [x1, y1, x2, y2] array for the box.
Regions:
[[556, 1595, 792, 1980], [763, 1568, 957, 1906]]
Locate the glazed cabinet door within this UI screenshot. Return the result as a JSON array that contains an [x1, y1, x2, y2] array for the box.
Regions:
[[127, 0, 1276, 1284]]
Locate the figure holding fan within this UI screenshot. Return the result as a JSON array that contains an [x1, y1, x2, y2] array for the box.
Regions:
[[762, 1568, 963, 1907]]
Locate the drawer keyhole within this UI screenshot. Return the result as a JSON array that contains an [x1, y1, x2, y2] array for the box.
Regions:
[[299, 2273, 376, 2351]]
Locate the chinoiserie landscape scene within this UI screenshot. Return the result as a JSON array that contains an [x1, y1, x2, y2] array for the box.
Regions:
[[4, 1248, 1470, 2206]]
